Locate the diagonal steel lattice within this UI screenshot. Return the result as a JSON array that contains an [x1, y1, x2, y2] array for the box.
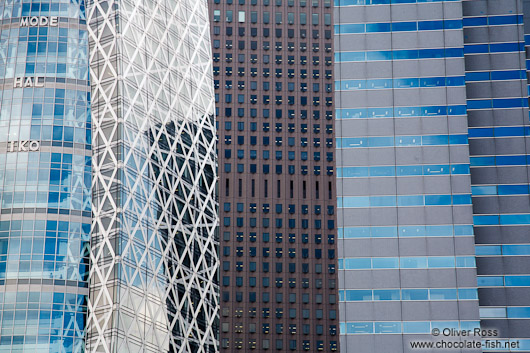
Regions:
[[85, 0, 219, 351]]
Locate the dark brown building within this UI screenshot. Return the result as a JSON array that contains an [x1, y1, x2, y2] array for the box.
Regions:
[[208, 0, 338, 351]]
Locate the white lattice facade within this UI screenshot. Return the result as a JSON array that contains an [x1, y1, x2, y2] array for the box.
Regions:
[[85, 0, 219, 351]]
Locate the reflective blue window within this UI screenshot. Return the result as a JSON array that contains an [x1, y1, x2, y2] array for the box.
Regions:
[[418, 20, 442, 30], [477, 276, 504, 287], [372, 257, 399, 269], [370, 196, 396, 207], [346, 322, 373, 334], [398, 195, 423, 206], [503, 244, 530, 255], [455, 257, 476, 268], [392, 22, 417, 31], [507, 307, 530, 318], [366, 23, 391, 32], [402, 289, 429, 300], [375, 322, 401, 333], [335, 48, 464, 63], [475, 245, 501, 256], [400, 257, 428, 269], [425, 194, 451, 205], [343, 258, 371, 269], [463, 17, 488, 26], [480, 308, 507, 318], [373, 289, 400, 301], [403, 322, 430, 334], [339, 225, 474, 239], [428, 257, 455, 268], [397, 166, 422, 176], [370, 166, 395, 176], [335, 0, 461, 5], [345, 290, 372, 301], [430, 289, 457, 300], [505, 276, 530, 286], [500, 214, 530, 225], [458, 289, 479, 300]]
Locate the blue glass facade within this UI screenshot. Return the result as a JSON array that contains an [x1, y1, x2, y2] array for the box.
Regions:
[[0, 0, 90, 352], [335, 0, 530, 351], [466, 0, 530, 349]]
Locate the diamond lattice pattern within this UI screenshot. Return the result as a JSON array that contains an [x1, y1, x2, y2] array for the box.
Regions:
[[86, 0, 219, 351]]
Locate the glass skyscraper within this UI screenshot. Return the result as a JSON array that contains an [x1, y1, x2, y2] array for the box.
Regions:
[[335, 0, 530, 352], [85, 0, 219, 352], [0, 0, 91, 352], [0, 0, 218, 352]]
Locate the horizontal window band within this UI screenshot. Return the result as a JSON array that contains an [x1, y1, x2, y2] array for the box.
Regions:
[[474, 214, 530, 226], [336, 48, 464, 62], [338, 194, 472, 208], [336, 105, 467, 119], [336, 0, 463, 7], [335, 19, 462, 34], [339, 256, 476, 270], [470, 155, 530, 167], [478, 275, 530, 287], [338, 164, 470, 178], [476, 244, 530, 256], [339, 288, 478, 301], [338, 225, 474, 238], [336, 76, 465, 91], [337, 134, 468, 148]]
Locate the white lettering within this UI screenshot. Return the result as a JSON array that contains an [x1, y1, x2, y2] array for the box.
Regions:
[[13, 77, 23, 88], [24, 77, 33, 88], [18, 141, 28, 152], [35, 76, 44, 87], [49, 16, 58, 27], [29, 141, 40, 151], [6, 141, 40, 153], [14, 76, 45, 88], [20, 16, 59, 27]]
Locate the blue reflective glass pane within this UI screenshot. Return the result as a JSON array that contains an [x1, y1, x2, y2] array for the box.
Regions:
[[402, 289, 428, 300], [366, 23, 391, 32], [477, 276, 503, 286], [347, 322, 373, 334], [458, 289, 478, 300], [428, 257, 455, 268], [344, 258, 371, 269], [372, 257, 399, 269], [403, 322, 430, 334], [505, 276, 530, 286], [430, 289, 457, 300], [373, 289, 400, 300], [400, 257, 427, 268], [346, 290, 372, 301], [375, 322, 401, 333], [503, 245, 530, 255], [475, 245, 501, 255]]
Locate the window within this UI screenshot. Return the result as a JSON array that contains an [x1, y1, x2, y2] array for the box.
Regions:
[[238, 11, 245, 22], [324, 13, 331, 25], [300, 13, 307, 25], [264, 11, 270, 23]]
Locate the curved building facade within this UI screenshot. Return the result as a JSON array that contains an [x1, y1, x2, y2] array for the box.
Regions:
[[85, 0, 219, 352], [0, 0, 91, 352]]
